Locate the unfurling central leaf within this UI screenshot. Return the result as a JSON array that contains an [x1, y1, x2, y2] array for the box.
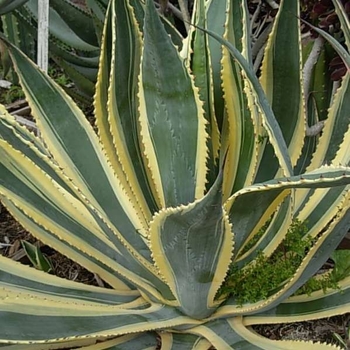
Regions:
[[150, 175, 233, 319]]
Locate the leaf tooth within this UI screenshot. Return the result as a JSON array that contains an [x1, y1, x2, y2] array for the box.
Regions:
[[0, 141, 170, 298]]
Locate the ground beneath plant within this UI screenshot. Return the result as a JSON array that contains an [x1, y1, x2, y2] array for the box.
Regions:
[[0, 205, 349, 348]]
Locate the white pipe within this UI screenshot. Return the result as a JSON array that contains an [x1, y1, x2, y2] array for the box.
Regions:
[[37, 0, 49, 72]]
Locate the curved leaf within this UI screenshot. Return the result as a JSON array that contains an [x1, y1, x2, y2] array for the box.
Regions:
[[150, 175, 233, 318], [138, 0, 208, 208]]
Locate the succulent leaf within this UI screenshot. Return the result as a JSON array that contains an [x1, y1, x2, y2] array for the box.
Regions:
[[0, 0, 28, 15], [139, 0, 208, 208], [150, 174, 233, 319], [0, 0, 350, 348], [257, 0, 305, 182]]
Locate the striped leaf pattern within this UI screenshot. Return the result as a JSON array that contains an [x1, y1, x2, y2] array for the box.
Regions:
[[0, 0, 349, 348]]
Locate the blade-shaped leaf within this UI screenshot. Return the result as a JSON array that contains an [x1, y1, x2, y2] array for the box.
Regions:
[[0, 141, 174, 300], [0, 298, 198, 342], [205, 0, 229, 130], [188, 0, 220, 188], [76, 333, 158, 350], [226, 166, 350, 257], [257, 0, 305, 182], [49, 0, 99, 47], [3, 37, 152, 261], [99, 0, 156, 219], [302, 21, 350, 72], [187, 318, 334, 349], [220, 196, 350, 317], [196, 24, 294, 178], [244, 276, 350, 325], [332, 0, 350, 51], [0, 254, 140, 305], [24, 0, 99, 52], [150, 175, 233, 319], [0, 0, 28, 15], [158, 332, 209, 350], [221, 0, 258, 199], [138, 0, 208, 208], [21, 240, 52, 272]]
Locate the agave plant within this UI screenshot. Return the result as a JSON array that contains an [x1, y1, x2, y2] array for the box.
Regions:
[[0, 0, 350, 349]]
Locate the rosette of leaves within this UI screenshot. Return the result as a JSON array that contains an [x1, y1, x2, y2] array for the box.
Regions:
[[0, 0, 349, 349]]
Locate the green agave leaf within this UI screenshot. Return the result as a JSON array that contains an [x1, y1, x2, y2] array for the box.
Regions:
[[295, 42, 335, 175], [126, 0, 183, 50], [306, 74, 350, 172], [95, 0, 157, 221], [49, 0, 99, 47], [222, 198, 350, 317], [188, 0, 220, 187], [332, 0, 350, 53], [297, 185, 348, 235], [189, 318, 339, 349], [0, 299, 197, 342], [21, 240, 52, 273], [294, 72, 350, 219], [4, 38, 154, 260], [158, 333, 209, 350], [226, 166, 350, 259], [139, 0, 208, 208], [0, 332, 158, 350], [221, 0, 258, 199], [302, 20, 350, 72], [0, 340, 96, 349], [86, 0, 107, 24], [205, 0, 229, 129], [245, 277, 350, 325], [53, 57, 96, 98], [0, 135, 174, 299], [0, 175, 135, 291], [0, 0, 28, 15], [77, 333, 158, 350], [227, 186, 290, 261], [150, 175, 233, 319], [257, 0, 305, 182], [196, 23, 294, 178], [0, 106, 58, 168], [24, 0, 99, 53], [235, 196, 292, 268], [188, 318, 257, 349], [0, 254, 138, 305], [48, 38, 100, 67], [1, 11, 35, 82], [0, 120, 174, 296]]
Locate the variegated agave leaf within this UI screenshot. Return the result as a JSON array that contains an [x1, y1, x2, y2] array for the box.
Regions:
[[0, 0, 349, 349], [0, 0, 28, 15], [9, 0, 182, 102]]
